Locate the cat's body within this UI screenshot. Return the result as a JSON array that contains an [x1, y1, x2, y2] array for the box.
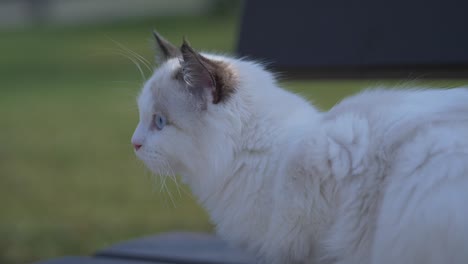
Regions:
[[132, 33, 468, 264]]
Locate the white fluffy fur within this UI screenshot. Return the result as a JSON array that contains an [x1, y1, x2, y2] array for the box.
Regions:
[[132, 53, 468, 264]]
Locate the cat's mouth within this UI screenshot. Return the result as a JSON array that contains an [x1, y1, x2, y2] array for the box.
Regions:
[[136, 149, 159, 162], [136, 149, 174, 176]]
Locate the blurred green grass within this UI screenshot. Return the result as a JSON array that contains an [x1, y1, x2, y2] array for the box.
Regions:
[[1, 14, 467, 264]]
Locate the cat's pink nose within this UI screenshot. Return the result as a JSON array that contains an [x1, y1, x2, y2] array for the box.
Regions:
[[133, 144, 142, 151]]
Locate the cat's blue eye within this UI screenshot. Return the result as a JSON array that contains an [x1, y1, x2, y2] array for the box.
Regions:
[[153, 114, 166, 131]]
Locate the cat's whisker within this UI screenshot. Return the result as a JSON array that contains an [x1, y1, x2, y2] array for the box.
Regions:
[[124, 47, 153, 74], [164, 168, 192, 200], [150, 157, 178, 208], [88, 49, 146, 86], [96, 47, 147, 82], [139, 166, 171, 207], [86, 51, 143, 105], [169, 173, 182, 199], [160, 158, 182, 198], [157, 176, 169, 208], [164, 174, 179, 207], [160, 174, 177, 208], [111, 50, 148, 81], [166, 184, 177, 208], [121, 48, 153, 75], [109, 38, 153, 73], [159, 174, 168, 193], [169, 174, 182, 198], [114, 40, 153, 71], [159, 177, 170, 200]]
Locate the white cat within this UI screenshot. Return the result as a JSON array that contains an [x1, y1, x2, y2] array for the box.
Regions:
[[131, 32, 468, 264]]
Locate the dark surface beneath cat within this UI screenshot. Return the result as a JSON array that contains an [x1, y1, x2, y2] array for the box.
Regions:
[[35, 232, 256, 264]]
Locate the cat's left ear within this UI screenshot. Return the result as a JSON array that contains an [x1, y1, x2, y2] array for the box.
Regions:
[[180, 39, 236, 104], [153, 31, 180, 62]]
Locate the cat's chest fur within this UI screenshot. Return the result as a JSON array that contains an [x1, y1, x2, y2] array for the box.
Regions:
[[193, 117, 294, 258]]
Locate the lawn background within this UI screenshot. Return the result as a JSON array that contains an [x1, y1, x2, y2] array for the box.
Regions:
[[1, 8, 467, 264]]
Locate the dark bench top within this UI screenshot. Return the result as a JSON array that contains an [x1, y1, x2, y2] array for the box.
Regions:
[[35, 232, 257, 264], [34, 256, 162, 264]]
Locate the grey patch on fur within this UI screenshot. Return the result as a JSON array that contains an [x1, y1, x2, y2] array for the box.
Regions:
[[168, 65, 206, 110], [172, 67, 184, 81], [179, 39, 237, 104]]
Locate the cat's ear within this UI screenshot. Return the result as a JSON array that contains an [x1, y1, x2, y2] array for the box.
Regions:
[[180, 39, 236, 104], [153, 31, 180, 62]]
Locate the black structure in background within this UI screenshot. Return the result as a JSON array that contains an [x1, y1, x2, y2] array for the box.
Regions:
[[237, 0, 468, 78]]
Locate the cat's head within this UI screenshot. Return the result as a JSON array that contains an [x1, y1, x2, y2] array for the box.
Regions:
[[131, 32, 244, 182]]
